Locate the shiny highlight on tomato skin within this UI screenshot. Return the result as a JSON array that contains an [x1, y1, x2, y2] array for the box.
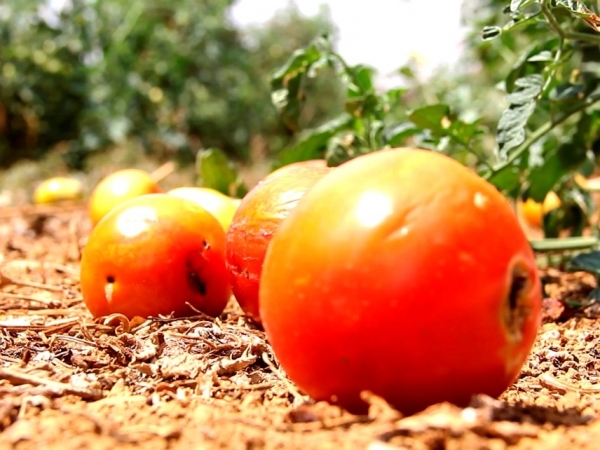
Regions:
[[80, 194, 231, 320], [259, 147, 542, 415]]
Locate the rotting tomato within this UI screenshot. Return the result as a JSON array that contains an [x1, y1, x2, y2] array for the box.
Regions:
[[88, 169, 161, 226], [259, 147, 542, 415], [225, 160, 332, 326], [80, 193, 230, 319]]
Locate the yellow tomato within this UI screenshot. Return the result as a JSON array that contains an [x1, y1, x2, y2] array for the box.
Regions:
[[168, 187, 239, 231], [88, 169, 161, 226], [518, 191, 561, 228], [33, 177, 83, 204]]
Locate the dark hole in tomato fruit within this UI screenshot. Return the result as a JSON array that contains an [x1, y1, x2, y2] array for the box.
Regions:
[[107, 275, 115, 283], [188, 271, 207, 296], [508, 271, 528, 311], [202, 239, 210, 250], [503, 261, 534, 343]]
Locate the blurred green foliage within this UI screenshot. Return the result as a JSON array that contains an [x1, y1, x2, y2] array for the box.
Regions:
[[267, 0, 600, 241], [0, 0, 343, 169]]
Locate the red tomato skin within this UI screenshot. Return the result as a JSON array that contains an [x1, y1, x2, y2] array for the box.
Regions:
[[259, 148, 542, 415], [225, 160, 331, 325], [80, 194, 231, 319]]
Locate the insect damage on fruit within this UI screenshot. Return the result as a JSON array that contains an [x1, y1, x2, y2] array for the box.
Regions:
[[503, 259, 536, 343], [187, 261, 208, 296], [104, 276, 115, 302], [81, 194, 231, 319]]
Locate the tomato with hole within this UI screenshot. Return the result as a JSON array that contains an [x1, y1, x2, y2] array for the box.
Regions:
[[168, 186, 240, 231], [226, 160, 332, 325], [80, 194, 230, 319], [260, 147, 542, 415], [89, 169, 161, 226]]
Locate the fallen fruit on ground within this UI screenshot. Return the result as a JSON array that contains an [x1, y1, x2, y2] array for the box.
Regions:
[[168, 186, 240, 231], [33, 177, 83, 204], [517, 191, 561, 228], [263, 159, 329, 182], [226, 160, 332, 325], [259, 147, 542, 415], [80, 193, 230, 319], [88, 169, 161, 226]]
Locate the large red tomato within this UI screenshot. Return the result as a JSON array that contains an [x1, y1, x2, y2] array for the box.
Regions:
[[225, 160, 332, 325], [259, 147, 542, 415], [80, 194, 230, 319]]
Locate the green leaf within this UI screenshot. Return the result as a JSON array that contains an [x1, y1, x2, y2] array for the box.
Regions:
[[496, 74, 543, 161], [495, 104, 531, 155], [488, 164, 522, 197], [276, 114, 354, 167], [550, 82, 586, 102], [554, 0, 597, 19], [505, 41, 557, 92], [568, 251, 600, 275], [345, 93, 380, 119], [528, 136, 588, 203], [196, 148, 247, 198], [344, 64, 376, 98], [447, 119, 485, 145], [528, 50, 554, 62], [507, 73, 544, 104], [527, 156, 567, 202], [382, 87, 408, 107], [511, 0, 535, 11], [398, 65, 417, 79], [384, 122, 421, 147], [325, 131, 365, 166], [270, 43, 325, 132], [510, 0, 522, 11], [408, 104, 451, 134], [338, 64, 384, 121]]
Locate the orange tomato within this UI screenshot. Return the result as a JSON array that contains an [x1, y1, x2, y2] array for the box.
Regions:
[[88, 169, 161, 226], [225, 160, 332, 325], [517, 191, 561, 228], [80, 194, 230, 319], [263, 159, 329, 182], [260, 147, 542, 415]]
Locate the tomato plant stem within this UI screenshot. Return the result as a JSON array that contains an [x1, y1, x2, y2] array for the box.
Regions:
[[530, 236, 599, 252]]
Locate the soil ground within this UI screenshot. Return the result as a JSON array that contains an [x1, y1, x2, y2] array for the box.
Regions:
[[1, 204, 600, 450]]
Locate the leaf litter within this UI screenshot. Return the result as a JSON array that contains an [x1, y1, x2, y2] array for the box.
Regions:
[[1, 205, 600, 449]]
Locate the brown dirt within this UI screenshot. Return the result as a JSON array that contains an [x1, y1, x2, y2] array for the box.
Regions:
[[1, 204, 600, 450]]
